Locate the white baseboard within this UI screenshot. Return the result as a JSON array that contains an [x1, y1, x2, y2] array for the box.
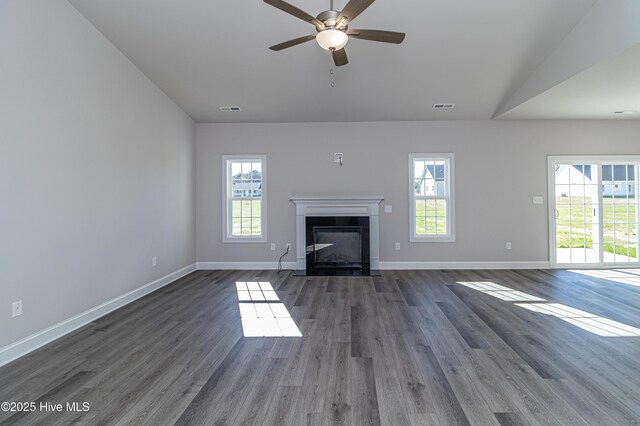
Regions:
[[197, 261, 297, 270], [0, 263, 196, 368], [196, 260, 550, 271], [378, 261, 551, 270]]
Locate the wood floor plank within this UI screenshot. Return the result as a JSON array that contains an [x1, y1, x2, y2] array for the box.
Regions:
[[396, 278, 420, 307], [374, 377, 411, 426], [351, 305, 367, 358], [494, 411, 530, 426], [412, 344, 471, 426], [261, 385, 301, 426], [351, 357, 381, 426], [386, 333, 434, 415], [435, 301, 485, 349], [323, 342, 352, 425], [172, 338, 251, 425], [232, 356, 289, 425]]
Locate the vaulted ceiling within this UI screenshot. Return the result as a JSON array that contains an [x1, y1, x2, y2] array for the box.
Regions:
[[68, 0, 640, 123]]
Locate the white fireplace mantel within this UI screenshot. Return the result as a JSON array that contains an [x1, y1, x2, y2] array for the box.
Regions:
[[290, 196, 383, 271]]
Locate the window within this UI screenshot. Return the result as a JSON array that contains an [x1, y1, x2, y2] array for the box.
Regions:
[[409, 153, 455, 242], [223, 155, 266, 242]]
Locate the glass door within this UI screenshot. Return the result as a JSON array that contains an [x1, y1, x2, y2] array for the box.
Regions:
[[601, 164, 639, 264], [550, 157, 640, 267], [553, 163, 600, 264]]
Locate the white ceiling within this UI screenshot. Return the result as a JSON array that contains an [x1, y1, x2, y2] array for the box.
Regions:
[[500, 43, 640, 120], [66, 0, 640, 123]]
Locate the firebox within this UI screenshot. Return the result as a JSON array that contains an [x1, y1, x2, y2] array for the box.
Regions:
[[305, 216, 370, 276]]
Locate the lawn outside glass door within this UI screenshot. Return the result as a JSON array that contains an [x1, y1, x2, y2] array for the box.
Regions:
[[549, 157, 640, 267]]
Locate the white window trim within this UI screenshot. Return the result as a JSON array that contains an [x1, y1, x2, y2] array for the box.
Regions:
[[409, 153, 455, 242], [222, 154, 267, 243]]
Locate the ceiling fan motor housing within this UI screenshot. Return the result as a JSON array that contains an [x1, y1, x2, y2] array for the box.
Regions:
[[316, 10, 345, 31]]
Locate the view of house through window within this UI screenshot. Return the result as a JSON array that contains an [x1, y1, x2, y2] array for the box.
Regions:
[[550, 158, 639, 265], [223, 155, 266, 241], [410, 153, 454, 241]]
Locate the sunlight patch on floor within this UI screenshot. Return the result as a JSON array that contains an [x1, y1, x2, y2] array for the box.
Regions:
[[456, 281, 640, 337], [456, 281, 546, 302], [569, 269, 640, 288], [235, 281, 302, 337], [516, 303, 640, 337], [236, 281, 279, 301]]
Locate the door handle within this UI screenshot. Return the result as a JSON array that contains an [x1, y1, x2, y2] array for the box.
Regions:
[[555, 209, 559, 219]]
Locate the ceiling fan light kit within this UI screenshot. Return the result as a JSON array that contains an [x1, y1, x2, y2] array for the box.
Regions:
[[316, 28, 348, 51], [264, 0, 405, 66]]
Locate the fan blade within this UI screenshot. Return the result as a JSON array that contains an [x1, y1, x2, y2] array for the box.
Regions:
[[336, 0, 374, 25], [264, 0, 325, 29], [332, 48, 348, 67], [269, 34, 316, 51], [347, 29, 405, 44]]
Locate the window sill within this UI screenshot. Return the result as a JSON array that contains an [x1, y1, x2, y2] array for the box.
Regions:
[[410, 236, 456, 243], [223, 236, 267, 243]]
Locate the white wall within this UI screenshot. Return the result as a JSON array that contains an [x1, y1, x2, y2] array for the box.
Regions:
[[0, 0, 196, 349], [196, 120, 640, 265]]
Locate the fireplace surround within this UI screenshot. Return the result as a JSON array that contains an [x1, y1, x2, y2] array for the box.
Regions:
[[290, 197, 382, 276]]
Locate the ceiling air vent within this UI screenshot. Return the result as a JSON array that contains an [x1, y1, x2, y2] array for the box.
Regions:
[[433, 103, 455, 109], [219, 106, 242, 112]]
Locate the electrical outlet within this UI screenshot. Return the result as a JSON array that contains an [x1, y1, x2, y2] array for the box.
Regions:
[[12, 300, 22, 318], [334, 153, 343, 164], [533, 196, 544, 205], [395, 242, 401, 250], [152, 257, 157, 267], [506, 242, 512, 250], [286, 243, 291, 251], [384, 205, 392, 213], [270, 243, 276, 251]]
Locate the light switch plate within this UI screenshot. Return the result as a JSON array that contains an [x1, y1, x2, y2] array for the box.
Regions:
[[12, 300, 22, 318], [384, 205, 392, 213], [533, 196, 544, 205]]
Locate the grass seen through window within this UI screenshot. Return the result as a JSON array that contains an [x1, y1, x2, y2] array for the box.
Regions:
[[232, 199, 262, 236], [556, 196, 637, 258], [415, 199, 447, 235]]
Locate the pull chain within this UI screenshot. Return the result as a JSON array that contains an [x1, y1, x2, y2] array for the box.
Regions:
[[329, 52, 335, 88]]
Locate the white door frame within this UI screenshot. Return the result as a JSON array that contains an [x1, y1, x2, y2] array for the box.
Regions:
[[548, 155, 640, 268]]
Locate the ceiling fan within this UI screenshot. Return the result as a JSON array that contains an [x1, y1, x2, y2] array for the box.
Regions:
[[264, 0, 405, 66]]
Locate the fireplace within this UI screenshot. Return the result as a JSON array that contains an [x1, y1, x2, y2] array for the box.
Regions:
[[291, 197, 382, 276], [305, 216, 370, 275]]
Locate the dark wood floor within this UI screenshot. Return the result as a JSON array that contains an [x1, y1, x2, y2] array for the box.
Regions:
[[2, 269, 640, 425]]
